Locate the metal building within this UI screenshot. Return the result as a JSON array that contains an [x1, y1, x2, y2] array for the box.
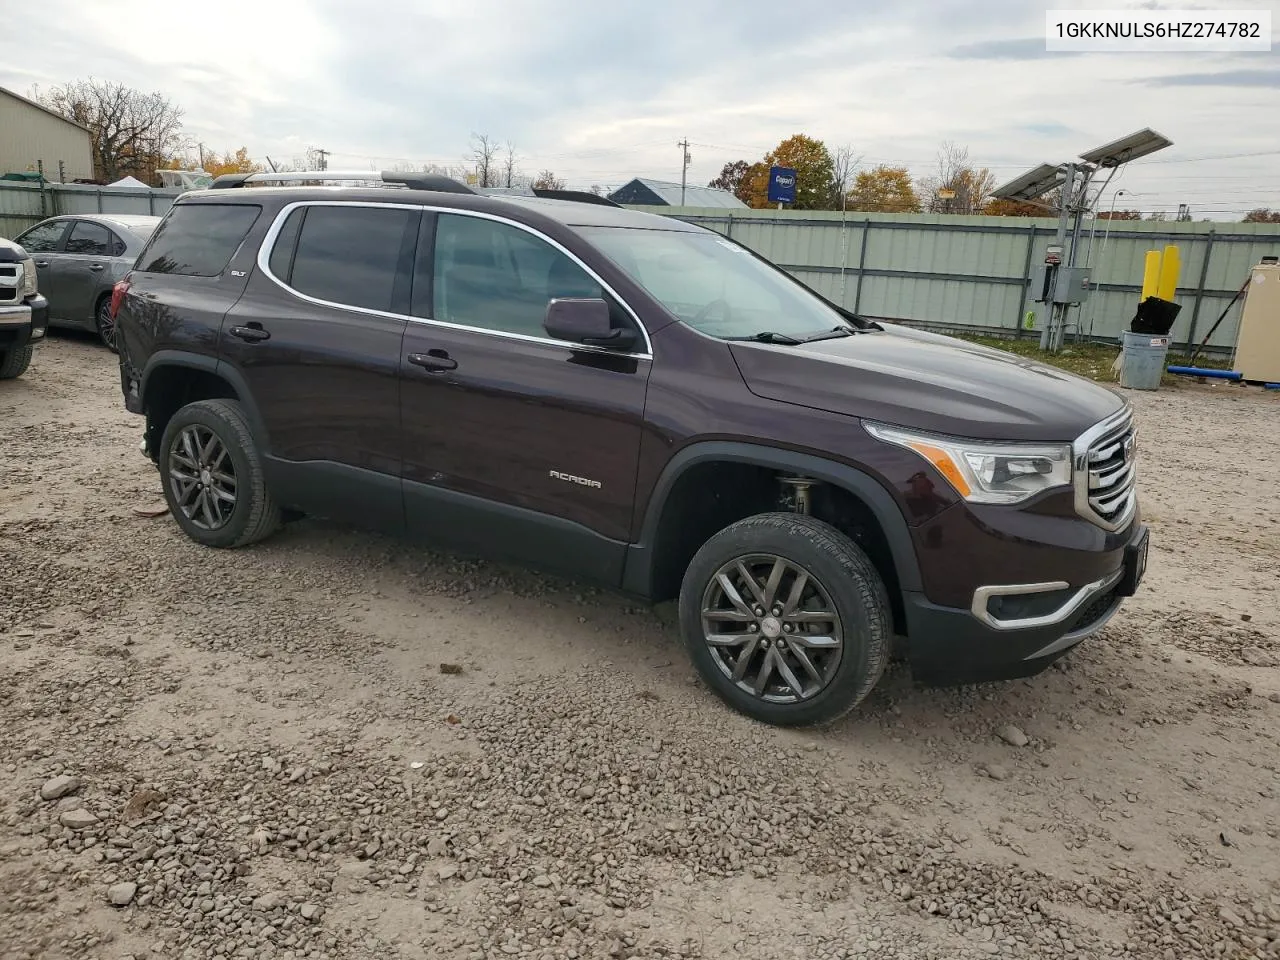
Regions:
[[608, 178, 746, 209], [0, 86, 94, 182]]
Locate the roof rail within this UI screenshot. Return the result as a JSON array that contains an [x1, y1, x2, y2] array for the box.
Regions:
[[208, 170, 476, 194], [532, 188, 622, 208]]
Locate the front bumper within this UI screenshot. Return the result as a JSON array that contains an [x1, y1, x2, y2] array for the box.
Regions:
[[905, 521, 1147, 685], [0, 294, 47, 350]]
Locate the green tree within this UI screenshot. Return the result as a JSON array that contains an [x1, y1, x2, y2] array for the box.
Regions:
[[743, 134, 836, 210], [846, 165, 921, 213]]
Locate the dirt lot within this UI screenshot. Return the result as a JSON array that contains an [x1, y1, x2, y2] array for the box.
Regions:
[[2, 334, 1278, 960]]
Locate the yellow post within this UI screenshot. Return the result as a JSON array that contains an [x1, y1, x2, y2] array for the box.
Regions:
[[1141, 250, 1162, 300], [1156, 244, 1180, 301]]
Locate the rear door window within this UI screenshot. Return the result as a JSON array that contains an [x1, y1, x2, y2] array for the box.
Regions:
[[64, 221, 112, 256], [137, 204, 261, 276], [285, 205, 416, 314]]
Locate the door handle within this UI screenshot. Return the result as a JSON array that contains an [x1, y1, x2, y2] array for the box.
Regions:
[[34, 260, 49, 268], [89, 263, 105, 272], [408, 351, 457, 372], [229, 324, 271, 343]]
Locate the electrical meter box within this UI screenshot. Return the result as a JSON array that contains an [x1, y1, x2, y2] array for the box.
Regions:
[[1053, 267, 1092, 304]]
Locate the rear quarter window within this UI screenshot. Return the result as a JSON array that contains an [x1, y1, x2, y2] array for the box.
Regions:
[[137, 204, 262, 276]]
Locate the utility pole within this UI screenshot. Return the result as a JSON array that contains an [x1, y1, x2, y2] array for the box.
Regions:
[[315, 148, 330, 172], [198, 143, 205, 170], [678, 139, 691, 206]]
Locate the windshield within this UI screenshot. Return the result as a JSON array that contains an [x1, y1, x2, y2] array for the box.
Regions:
[[579, 227, 847, 340]]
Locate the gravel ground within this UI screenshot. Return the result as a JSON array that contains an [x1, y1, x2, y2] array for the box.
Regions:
[[2, 333, 1278, 960]]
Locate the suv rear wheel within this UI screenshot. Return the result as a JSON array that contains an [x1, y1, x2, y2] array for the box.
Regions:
[[159, 398, 281, 548], [678, 512, 891, 726]]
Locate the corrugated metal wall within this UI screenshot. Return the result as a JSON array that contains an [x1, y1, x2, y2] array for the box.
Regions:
[[636, 207, 1280, 351], [3, 182, 1276, 352], [0, 89, 94, 181], [0, 181, 180, 239]]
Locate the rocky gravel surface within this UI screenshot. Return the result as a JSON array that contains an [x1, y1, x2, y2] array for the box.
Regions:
[[1, 334, 1278, 960]]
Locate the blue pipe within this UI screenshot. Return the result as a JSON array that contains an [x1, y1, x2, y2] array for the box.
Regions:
[[1165, 366, 1242, 381], [1266, 383, 1280, 391]]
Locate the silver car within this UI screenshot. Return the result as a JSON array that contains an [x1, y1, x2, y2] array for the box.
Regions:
[[12, 214, 160, 351]]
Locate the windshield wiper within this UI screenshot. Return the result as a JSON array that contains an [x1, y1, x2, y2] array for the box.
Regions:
[[725, 331, 804, 345], [801, 326, 857, 343]]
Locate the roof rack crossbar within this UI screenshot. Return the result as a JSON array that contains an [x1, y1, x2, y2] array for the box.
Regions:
[[532, 188, 621, 207], [209, 170, 477, 194]]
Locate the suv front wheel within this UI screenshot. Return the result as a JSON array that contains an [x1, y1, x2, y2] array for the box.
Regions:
[[678, 513, 891, 726], [159, 398, 281, 548]]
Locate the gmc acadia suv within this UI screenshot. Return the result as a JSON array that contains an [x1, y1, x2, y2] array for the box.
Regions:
[[113, 170, 1148, 726]]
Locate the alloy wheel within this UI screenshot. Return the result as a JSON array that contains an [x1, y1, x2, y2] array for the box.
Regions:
[[168, 425, 237, 531], [700, 554, 844, 703], [97, 299, 117, 351]]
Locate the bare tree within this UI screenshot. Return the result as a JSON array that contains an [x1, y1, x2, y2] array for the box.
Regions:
[[30, 78, 185, 183], [503, 142, 519, 188], [918, 141, 994, 214], [828, 144, 861, 208], [470, 133, 500, 188], [533, 170, 567, 191]]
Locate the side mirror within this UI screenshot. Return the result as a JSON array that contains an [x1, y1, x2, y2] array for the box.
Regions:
[[544, 298, 635, 349]]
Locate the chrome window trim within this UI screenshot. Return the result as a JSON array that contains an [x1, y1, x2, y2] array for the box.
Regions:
[[255, 200, 654, 360], [971, 568, 1124, 631], [1071, 406, 1137, 532]]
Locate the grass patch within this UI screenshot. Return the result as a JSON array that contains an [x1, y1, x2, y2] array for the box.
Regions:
[[952, 335, 1233, 386]]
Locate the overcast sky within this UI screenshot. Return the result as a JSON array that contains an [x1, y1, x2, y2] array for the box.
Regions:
[[2, 0, 1277, 218]]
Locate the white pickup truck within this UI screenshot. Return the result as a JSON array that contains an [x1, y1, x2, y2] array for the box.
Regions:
[[0, 235, 49, 379]]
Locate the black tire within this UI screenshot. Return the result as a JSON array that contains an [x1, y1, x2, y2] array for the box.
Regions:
[[94, 294, 118, 353], [0, 345, 33, 380], [678, 512, 891, 726], [159, 398, 281, 548]]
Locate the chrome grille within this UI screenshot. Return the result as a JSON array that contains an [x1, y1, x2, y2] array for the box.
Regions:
[[1073, 409, 1137, 531], [0, 263, 18, 302]]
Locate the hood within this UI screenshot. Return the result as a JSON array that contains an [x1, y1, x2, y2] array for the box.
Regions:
[[0, 238, 25, 261], [729, 323, 1126, 442]]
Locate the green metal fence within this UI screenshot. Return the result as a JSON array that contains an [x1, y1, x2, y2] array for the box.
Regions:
[[4, 180, 1276, 352], [630, 206, 1280, 352]]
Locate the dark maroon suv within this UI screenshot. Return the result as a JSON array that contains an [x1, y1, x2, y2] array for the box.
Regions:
[[113, 171, 1148, 726]]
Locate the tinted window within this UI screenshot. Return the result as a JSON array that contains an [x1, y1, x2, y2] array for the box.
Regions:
[[431, 213, 602, 337], [138, 204, 261, 276], [16, 221, 67, 253], [65, 221, 112, 256], [267, 208, 304, 283], [288, 206, 413, 313]]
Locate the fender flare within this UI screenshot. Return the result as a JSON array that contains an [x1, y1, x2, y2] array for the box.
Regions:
[[621, 440, 922, 597], [140, 351, 271, 453]]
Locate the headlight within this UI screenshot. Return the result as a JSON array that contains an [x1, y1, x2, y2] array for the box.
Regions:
[[864, 422, 1072, 504], [20, 258, 37, 297]]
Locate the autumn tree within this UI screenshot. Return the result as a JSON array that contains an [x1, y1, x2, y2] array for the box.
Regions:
[[707, 160, 752, 203], [1096, 209, 1143, 220], [533, 170, 567, 190], [1243, 208, 1280, 222], [31, 78, 186, 183], [845, 165, 921, 213], [918, 142, 995, 214], [983, 198, 1049, 217], [202, 147, 263, 179], [742, 134, 837, 210]]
